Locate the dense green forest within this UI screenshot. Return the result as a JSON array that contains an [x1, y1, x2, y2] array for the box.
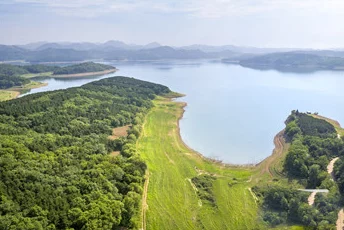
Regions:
[[0, 77, 170, 229], [53, 62, 115, 75], [0, 62, 114, 78], [0, 64, 58, 76], [254, 111, 343, 229], [0, 74, 30, 89], [0, 64, 57, 89]]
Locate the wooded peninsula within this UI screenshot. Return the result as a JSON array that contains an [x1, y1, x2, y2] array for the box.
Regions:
[[0, 62, 116, 101]]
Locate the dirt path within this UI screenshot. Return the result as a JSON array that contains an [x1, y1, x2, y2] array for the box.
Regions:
[[141, 171, 150, 230], [326, 157, 343, 230], [308, 192, 317, 206], [298, 189, 328, 206], [328, 157, 339, 180], [337, 209, 344, 230], [330, 157, 344, 230]]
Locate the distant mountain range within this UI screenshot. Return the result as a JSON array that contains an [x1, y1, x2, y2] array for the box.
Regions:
[[2, 41, 344, 71], [19, 40, 163, 51], [0, 41, 254, 62], [179, 44, 299, 54]]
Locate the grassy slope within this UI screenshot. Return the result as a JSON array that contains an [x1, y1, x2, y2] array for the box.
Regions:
[[0, 90, 19, 101], [0, 81, 47, 101], [137, 97, 259, 229]]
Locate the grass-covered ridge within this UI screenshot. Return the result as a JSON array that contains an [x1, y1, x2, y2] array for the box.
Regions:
[[0, 76, 170, 229]]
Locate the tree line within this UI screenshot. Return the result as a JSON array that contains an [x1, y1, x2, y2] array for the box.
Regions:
[[0, 76, 170, 229], [53, 62, 115, 75], [254, 110, 343, 229], [0, 62, 115, 90]]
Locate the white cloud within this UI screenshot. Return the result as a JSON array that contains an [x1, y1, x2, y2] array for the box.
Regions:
[[8, 0, 344, 18]]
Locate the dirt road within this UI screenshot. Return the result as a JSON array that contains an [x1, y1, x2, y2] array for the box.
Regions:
[[326, 157, 343, 230], [337, 209, 344, 230], [141, 171, 150, 230], [308, 192, 317, 206], [328, 157, 339, 180]]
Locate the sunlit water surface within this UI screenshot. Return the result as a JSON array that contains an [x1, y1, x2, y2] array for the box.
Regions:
[[22, 60, 344, 164]]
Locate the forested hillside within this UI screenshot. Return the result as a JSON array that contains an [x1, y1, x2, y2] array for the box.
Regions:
[[0, 62, 115, 90], [254, 111, 343, 228], [0, 64, 58, 76], [240, 52, 344, 71], [0, 77, 170, 229], [53, 62, 115, 75], [0, 75, 30, 89]]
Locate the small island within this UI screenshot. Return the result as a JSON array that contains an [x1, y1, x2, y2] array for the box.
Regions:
[[0, 62, 117, 101]]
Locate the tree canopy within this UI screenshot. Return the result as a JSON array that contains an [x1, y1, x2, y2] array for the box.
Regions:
[[256, 111, 342, 228], [0, 76, 170, 229], [53, 62, 115, 75]]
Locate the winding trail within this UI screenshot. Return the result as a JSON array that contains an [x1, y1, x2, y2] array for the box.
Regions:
[[141, 171, 150, 230], [328, 157, 344, 230], [298, 189, 329, 205], [337, 209, 344, 230], [328, 157, 339, 180], [308, 192, 317, 206], [302, 157, 343, 229]]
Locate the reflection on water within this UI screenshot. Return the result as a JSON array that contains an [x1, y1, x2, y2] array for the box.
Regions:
[[21, 60, 344, 164]]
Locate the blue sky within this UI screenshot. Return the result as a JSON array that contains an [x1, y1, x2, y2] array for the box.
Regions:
[[1, 0, 344, 48]]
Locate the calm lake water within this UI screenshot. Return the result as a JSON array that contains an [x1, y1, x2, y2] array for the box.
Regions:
[[22, 60, 344, 164]]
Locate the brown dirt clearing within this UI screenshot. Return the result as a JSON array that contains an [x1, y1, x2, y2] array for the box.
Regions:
[[108, 125, 130, 140]]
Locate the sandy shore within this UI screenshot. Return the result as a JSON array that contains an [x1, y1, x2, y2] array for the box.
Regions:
[[52, 69, 117, 78], [0, 82, 48, 101], [174, 98, 256, 168]]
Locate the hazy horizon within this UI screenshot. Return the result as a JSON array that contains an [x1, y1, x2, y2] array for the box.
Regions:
[[0, 40, 308, 49], [1, 0, 344, 49]]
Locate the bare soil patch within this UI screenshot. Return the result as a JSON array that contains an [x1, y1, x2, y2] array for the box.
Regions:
[[108, 125, 130, 140], [328, 157, 339, 180], [337, 209, 344, 230], [308, 192, 317, 206], [110, 151, 120, 157]]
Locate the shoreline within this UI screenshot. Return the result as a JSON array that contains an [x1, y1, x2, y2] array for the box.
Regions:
[[174, 98, 258, 168], [0, 82, 48, 101], [52, 69, 117, 78]]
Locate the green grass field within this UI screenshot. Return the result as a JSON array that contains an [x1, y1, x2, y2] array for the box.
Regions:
[[0, 90, 19, 101], [137, 97, 261, 229], [0, 81, 47, 101]]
